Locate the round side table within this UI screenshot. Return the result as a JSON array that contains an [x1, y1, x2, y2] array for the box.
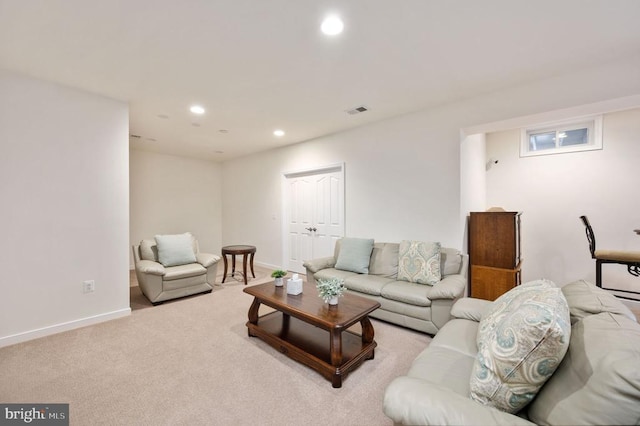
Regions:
[[221, 245, 256, 285]]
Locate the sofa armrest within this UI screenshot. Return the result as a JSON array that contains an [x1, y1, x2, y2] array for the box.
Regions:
[[383, 376, 534, 426], [136, 260, 165, 276], [427, 274, 466, 300], [302, 256, 336, 273], [450, 297, 493, 322], [197, 252, 221, 268]]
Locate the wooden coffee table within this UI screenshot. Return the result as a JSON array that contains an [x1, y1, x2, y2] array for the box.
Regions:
[[243, 281, 380, 388]]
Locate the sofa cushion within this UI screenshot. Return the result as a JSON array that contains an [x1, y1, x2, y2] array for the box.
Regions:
[[381, 281, 431, 307], [527, 312, 640, 425], [408, 318, 480, 396], [368, 242, 399, 278], [334, 237, 374, 273], [397, 240, 441, 285], [560, 279, 636, 324], [154, 233, 197, 267], [163, 263, 207, 280], [314, 268, 358, 283], [441, 247, 462, 276], [470, 280, 571, 413], [344, 274, 395, 296]]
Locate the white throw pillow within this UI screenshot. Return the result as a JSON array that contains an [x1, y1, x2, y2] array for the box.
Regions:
[[469, 279, 571, 413], [154, 233, 197, 267], [334, 237, 374, 274], [397, 240, 441, 285]]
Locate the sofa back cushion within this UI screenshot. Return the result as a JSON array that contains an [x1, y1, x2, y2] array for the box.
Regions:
[[334, 237, 374, 274], [527, 312, 640, 425], [139, 239, 159, 262], [368, 243, 399, 278], [470, 279, 571, 413], [440, 247, 463, 276], [560, 279, 636, 324], [526, 280, 640, 425], [397, 240, 441, 285]]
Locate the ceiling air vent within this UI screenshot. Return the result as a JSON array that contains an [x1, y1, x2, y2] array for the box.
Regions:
[[346, 105, 369, 115]]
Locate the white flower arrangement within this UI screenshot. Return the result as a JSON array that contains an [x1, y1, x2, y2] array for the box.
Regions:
[[316, 277, 346, 303]]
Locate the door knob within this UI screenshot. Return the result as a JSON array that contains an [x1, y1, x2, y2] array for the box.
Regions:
[[305, 227, 318, 232]]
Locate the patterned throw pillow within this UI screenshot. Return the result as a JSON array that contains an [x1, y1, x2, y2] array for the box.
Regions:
[[470, 279, 571, 413], [397, 240, 441, 285]]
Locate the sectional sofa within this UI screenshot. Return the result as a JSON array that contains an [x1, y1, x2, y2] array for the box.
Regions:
[[383, 279, 640, 425]]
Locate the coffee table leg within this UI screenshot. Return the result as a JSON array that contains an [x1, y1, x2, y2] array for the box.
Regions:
[[329, 329, 343, 387], [361, 316, 375, 359], [222, 254, 228, 283], [247, 297, 261, 337], [249, 251, 256, 278]]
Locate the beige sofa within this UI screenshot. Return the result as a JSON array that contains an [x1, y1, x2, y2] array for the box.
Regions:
[[383, 280, 640, 425], [303, 239, 468, 335], [132, 233, 221, 305]]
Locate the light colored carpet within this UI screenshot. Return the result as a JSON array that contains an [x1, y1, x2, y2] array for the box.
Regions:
[[0, 266, 431, 425]]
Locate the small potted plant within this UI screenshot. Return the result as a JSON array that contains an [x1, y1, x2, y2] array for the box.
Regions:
[[271, 269, 287, 287], [316, 277, 346, 305]]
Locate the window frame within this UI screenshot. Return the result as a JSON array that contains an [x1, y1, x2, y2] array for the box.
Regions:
[[520, 115, 603, 157]]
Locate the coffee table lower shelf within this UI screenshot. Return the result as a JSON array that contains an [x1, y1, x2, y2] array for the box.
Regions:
[[247, 311, 376, 388]]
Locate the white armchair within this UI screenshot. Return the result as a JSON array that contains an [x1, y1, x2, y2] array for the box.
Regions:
[[132, 233, 221, 305]]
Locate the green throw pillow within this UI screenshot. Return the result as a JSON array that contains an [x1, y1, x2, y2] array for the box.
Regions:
[[334, 237, 374, 273], [154, 233, 197, 267]]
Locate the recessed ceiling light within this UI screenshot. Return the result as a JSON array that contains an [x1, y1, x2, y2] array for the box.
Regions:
[[273, 129, 285, 137], [190, 105, 205, 114], [321, 15, 344, 36]]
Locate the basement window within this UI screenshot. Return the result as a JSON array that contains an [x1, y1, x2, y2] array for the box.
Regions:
[[520, 115, 602, 157]]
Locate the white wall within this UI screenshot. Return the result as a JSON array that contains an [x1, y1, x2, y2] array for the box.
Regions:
[[0, 70, 130, 347], [222, 55, 640, 273], [486, 108, 640, 291], [222, 108, 465, 268], [129, 150, 222, 263]]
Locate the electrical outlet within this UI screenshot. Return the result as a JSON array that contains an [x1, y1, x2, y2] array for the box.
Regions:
[[83, 280, 95, 293]]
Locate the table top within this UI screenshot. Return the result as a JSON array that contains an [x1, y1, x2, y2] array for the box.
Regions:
[[243, 281, 380, 330], [222, 245, 256, 253]]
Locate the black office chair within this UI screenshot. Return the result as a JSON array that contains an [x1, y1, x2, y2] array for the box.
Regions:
[[580, 215, 640, 297]]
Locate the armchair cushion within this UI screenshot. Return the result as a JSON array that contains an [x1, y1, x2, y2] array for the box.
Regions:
[[397, 240, 441, 285], [155, 233, 197, 267]]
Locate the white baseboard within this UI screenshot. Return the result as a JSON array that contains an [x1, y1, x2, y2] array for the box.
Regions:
[[0, 308, 131, 348], [254, 260, 283, 271]]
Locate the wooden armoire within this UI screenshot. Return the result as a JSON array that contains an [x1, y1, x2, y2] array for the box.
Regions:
[[469, 211, 522, 301]]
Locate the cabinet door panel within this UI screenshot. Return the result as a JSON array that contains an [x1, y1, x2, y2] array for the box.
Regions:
[[470, 265, 519, 301], [469, 212, 520, 269]]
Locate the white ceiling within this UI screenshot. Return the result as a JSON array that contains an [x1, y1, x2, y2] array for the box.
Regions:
[[1, 1, 640, 161]]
